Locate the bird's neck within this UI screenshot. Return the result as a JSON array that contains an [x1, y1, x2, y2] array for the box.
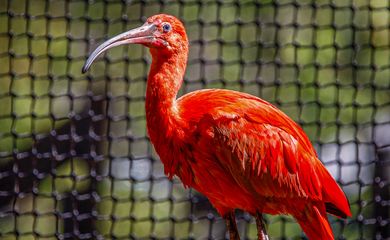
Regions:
[[145, 49, 187, 143], [145, 48, 194, 184]]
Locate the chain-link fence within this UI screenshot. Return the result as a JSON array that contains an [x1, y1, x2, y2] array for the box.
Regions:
[[0, 0, 389, 239]]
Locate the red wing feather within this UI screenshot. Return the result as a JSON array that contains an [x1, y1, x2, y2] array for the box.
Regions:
[[208, 115, 323, 201], [210, 112, 350, 217]]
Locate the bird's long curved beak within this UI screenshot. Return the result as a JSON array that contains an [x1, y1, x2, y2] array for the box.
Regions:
[[82, 23, 156, 73]]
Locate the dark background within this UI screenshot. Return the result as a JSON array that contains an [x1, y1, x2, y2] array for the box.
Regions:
[[0, 0, 389, 239]]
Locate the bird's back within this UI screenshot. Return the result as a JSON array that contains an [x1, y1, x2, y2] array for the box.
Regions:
[[178, 88, 316, 155]]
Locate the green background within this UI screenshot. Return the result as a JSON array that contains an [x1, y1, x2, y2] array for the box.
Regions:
[[0, 0, 389, 239]]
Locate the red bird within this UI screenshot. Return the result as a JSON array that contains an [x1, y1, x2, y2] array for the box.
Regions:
[[83, 14, 351, 240]]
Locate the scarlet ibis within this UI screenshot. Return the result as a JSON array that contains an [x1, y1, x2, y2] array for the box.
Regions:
[[82, 14, 351, 239]]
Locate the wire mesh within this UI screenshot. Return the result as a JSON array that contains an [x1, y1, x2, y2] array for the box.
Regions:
[[0, 0, 389, 239]]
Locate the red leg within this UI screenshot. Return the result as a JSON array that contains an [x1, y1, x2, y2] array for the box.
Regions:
[[255, 212, 269, 240], [224, 211, 240, 240]]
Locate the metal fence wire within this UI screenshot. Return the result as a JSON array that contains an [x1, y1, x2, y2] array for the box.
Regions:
[[0, 0, 389, 239]]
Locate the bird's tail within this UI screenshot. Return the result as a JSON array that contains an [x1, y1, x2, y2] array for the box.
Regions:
[[295, 204, 334, 240]]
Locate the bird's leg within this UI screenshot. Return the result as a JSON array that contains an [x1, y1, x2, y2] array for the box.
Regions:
[[255, 212, 269, 240], [224, 211, 240, 240]]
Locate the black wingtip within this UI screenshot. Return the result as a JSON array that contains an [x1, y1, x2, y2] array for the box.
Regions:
[[325, 202, 349, 219]]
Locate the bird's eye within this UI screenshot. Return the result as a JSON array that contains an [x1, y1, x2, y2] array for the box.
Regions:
[[162, 23, 171, 33]]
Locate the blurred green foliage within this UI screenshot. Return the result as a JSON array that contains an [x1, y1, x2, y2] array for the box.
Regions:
[[0, 0, 389, 239]]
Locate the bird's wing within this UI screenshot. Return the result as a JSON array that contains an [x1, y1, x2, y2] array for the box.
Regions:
[[179, 89, 350, 216], [196, 109, 325, 201]]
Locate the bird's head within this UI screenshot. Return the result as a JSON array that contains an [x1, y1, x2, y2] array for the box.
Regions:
[[82, 14, 188, 73]]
